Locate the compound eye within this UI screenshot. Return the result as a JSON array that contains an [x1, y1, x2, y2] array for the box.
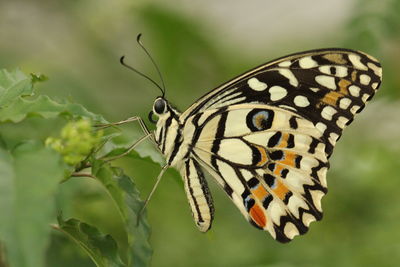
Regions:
[[154, 98, 166, 114]]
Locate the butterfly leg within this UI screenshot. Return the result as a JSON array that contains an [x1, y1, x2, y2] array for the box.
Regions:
[[96, 116, 159, 161], [103, 132, 153, 161], [97, 117, 170, 224], [136, 164, 169, 225], [95, 116, 151, 136]]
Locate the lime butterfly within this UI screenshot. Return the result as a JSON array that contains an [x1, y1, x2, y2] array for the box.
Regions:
[[124, 43, 382, 242]]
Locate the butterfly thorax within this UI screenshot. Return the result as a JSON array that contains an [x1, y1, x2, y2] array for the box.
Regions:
[[154, 102, 190, 167]]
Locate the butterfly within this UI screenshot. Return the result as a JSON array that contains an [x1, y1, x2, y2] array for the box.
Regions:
[[127, 47, 382, 242]]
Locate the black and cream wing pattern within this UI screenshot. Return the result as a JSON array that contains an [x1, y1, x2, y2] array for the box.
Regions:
[[154, 48, 382, 242]]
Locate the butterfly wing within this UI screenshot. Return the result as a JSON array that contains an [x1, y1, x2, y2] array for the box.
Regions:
[[185, 104, 328, 242], [181, 48, 382, 156], [179, 49, 382, 241]]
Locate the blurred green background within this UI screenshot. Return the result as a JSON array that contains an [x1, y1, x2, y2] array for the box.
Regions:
[[1, 0, 400, 266]]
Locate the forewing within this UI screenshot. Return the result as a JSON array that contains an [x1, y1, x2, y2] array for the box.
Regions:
[[181, 48, 382, 156], [186, 105, 328, 242]]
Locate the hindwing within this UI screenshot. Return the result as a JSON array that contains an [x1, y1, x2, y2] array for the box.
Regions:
[[185, 105, 327, 242]]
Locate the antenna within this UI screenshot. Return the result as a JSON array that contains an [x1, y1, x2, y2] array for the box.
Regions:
[[136, 33, 166, 96], [120, 33, 166, 97], [120, 56, 164, 96]]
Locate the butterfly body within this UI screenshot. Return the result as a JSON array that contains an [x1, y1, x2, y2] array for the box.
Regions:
[[149, 48, 382, 242]]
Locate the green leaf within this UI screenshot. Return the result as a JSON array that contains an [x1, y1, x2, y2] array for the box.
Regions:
[[0, 69, 33, 107], [54, 216, 124, 267], [0, 141, 65, 267], [0, 95, 107, 123], [92, 161, 152, 267]]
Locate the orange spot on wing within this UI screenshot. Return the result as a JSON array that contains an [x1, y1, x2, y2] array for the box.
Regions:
[[321, 91, 342, 106], [255, 114, 266, 128], [323, 53, 347, 64], [251, 184, 269, 201], [277, 133, 289, 148], [273, 180, 290, 200], [249, 204, 267, 228], [255, 145, 268, 167], [338, 79, 351, 94], [273, 164, 285, 176], [351, 70, 357, 82], [278, 152, 297, 167], [318, 78, 351, 108]]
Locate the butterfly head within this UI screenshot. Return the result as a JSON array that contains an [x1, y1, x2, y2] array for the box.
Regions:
[[151, 97, 182, 156], [149, 97, 168, 123], [153, 97, 168, 115], [149, 97, 179, 124]]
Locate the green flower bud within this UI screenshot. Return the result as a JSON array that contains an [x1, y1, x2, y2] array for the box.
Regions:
[[45, 119, 103, 166]]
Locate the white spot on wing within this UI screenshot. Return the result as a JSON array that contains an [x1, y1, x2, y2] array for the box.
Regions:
[[240, 169, 254, 181], [349, 54, 368, 70], [284, 222, 299, 239], [316, 122, 327, 134], [294, 134, 312, 147], [329, 132, 339, 146], [317, 167, 328, 188], [287, 195, 308, 218], [365, 53, 379, 62], [349, 85, 361, 97], [336, 116, 349, 128], [302, 213, 316, 227], [319, 66, 331, 75], [339, 98, 351, 109], [300, 156, 319, 170], [360, 74, 371, 85], [299, 56, 318, 69], [335, 66, 348, 77], [310, 190, 324, 212], [278, 69, 299, 87], [321, 106, 337, 121], [367, 62, 382, 77], [362, 93, 370, 102], [269, 201, 284, 224], [350, 105, 360, 114], [278, 61, 291, 67], [248, 77, 268, 91], [315, 75, 336, 90], [269, 86, 288, 101], [285, 170, 310, 192], [319, 66, 348, 77], [315, 143, 326, 157], [293, 95, 310, 107]]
